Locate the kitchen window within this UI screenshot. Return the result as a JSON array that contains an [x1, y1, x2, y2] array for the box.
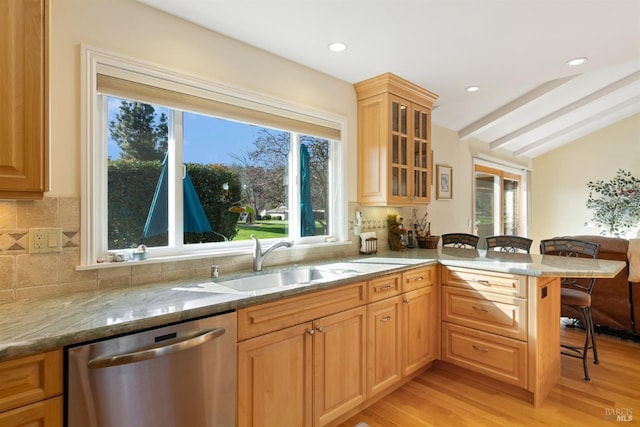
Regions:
[[81, 47, 346, 266]]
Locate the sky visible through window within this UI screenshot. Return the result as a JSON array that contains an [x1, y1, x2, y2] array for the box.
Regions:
[[107, 97, 265, 165]]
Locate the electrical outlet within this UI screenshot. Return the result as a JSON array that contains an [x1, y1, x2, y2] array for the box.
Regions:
[[29, 228, 62, 253]]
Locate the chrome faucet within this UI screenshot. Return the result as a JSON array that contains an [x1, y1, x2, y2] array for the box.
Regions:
[[251, 235, 293, 271]]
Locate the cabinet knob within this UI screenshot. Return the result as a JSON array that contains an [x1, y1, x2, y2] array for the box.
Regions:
[[316, 326, 324, 333], [307, 329, 315, 335], [403, 298, 410, 304]]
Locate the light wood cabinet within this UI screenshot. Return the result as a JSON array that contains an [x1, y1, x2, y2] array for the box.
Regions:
[[367, 295, 403, 397], [313, 307, 367, 427], [440, 266, 561, 407], [0, 350, 62, 426], [238, 322, 314, 427], [402, 285, 437, 376], [0, 0, 49, 200], [237, 267, 439, 425], [441, 266, 529, 387], [368, 266, 438, 397], [237, 283, 367, 427], [354, 73, 438, 206], [401, 265, 438, 376]]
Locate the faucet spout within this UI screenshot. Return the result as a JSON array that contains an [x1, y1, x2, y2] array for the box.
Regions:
[[251, 235, 293, 271]]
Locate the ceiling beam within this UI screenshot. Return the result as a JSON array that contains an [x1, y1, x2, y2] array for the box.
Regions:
[[490, 70, 640, 151], [513, 95, 640, 157], [458, 75, 578, 140]]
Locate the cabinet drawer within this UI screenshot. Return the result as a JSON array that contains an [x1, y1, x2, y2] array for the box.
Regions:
[[238, 281, 367, 340], [442, 286, 527, 340], [0, 350, 62, 413], [402, 265, 436, 292], [0, 396, 62, 427], [442, 266, 526, 298], [368, 274, 401, 302], [442, 323, 527, 388]]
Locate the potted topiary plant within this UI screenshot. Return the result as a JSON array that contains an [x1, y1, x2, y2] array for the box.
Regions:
[[586, 169, 640, 237]]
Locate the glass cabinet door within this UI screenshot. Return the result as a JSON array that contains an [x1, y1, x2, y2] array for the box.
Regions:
[[412, 105, 430, 201], [391, 97, 408, 198]]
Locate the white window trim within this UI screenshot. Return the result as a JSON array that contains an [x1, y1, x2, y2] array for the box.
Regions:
[[80, 45, 347, 267], [472, 157, 529, 238]]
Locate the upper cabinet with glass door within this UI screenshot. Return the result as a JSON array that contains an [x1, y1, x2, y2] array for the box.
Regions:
[[355, 73, 437, 206]]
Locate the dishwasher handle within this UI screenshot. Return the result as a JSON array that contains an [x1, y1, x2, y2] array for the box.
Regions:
[[87, 327, 225, 369]]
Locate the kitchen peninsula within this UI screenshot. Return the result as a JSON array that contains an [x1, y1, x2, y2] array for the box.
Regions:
[[0, 249, 626, 425]]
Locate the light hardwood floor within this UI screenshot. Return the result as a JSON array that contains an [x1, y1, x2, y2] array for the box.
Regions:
[[336, 327, 640, 426]]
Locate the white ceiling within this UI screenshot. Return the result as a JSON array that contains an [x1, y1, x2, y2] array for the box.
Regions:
[[138, 0, 640, 159]]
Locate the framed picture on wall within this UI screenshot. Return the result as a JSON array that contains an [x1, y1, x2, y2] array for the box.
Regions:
[[436, 164, 453, 200]]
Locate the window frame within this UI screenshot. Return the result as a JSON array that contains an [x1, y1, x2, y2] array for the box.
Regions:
[[81, 46, 347, 267], [472, 157, 530, 250]]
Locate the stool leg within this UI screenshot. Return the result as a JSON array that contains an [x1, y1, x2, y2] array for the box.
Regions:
[[587, 306, 599, 365], [579, 307, 591, 381]]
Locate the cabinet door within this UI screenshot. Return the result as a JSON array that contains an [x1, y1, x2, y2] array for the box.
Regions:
[[0, 0, 48, 199], [389, 95, 410, 203], [313, 306, 366, 426], [237, 323, 313, 427], [367, 296, 403, 396], [411, 103, 431, 202], [0, 396, 62, 427], [403, 286, 437, 376]]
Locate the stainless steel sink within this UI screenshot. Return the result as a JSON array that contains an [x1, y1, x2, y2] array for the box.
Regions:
[[211, 261, 405, 295], [215, 267, 342, 293]]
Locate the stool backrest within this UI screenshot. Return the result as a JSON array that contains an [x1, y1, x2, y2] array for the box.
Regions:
[[540, 238, 600, 293], [486, 235, 533, 253], [442, 233, 479, 249]]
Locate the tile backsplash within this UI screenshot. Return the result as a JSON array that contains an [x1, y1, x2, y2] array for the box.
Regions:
[[0, 198, 411, 303]]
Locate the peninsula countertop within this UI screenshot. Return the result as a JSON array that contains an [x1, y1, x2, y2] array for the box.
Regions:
[[0, 248, 626, 361]]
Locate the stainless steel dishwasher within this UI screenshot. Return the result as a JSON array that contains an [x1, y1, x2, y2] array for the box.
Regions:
[[66, 311, 236, 427]]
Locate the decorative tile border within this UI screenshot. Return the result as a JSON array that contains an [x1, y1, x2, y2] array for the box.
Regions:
[[0, 229, 78, 254]]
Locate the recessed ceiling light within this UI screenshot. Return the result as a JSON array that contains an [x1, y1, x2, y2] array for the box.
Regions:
[[567, 57, 587, 66], [328, 42, 347, 52], [466, 86, 480, 93]]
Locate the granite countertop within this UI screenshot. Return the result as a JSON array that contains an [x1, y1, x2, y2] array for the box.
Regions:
[[0, 248, 626, 361]]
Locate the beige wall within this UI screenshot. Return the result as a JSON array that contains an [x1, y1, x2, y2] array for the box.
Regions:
[[50, 0, 358, 198], [531, 113, 640, 246]]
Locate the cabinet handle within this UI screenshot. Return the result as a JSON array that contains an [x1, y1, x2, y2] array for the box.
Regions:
[[473, 279, 491, 286], [376, 285, 392, 292], [307, 329, 315, 335], [412, 276, 424, 282], [316, 326, 324, 333], [472, 345, 489, 352], [380, 316, 392, 322], [472, 306, 489, 312]]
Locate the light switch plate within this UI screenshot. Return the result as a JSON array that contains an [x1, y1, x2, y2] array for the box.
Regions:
[[29, 228, 62, 253]]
